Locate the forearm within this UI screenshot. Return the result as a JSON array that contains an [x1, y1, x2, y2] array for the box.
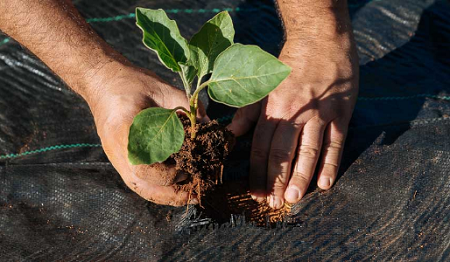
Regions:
[[276, 0, 351, 42], [0, 0, 129, 104]]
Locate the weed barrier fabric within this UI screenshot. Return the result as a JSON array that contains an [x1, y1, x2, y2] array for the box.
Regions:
[[1, 0, 450, 260]]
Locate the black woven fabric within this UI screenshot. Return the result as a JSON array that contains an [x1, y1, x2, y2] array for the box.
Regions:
[[1, 0, 450, 260]]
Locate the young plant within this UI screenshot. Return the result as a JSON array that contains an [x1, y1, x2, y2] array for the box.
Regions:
[[128, 8, 291, 165]]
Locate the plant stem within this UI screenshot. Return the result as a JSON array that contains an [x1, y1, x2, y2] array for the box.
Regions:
[[189, 102, 197, 139], [173, 106, 190, 115], [188, 80, 210, 139], [175, 106, 197, 139], [178, 72, 197, 138], [192, 80, 211, 100]]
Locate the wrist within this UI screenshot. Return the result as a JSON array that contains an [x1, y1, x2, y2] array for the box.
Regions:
[[82, 60, 169, 121], [281, 32, 355, 62], [74, 50, 133, 106], [277, 1, 351, 42]]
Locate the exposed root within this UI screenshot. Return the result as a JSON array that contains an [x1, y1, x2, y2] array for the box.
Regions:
[[220, 165, 224, 184], [196, 178, 203, 208], [186, 186, 194, 214], [214, 165, 224, 185]]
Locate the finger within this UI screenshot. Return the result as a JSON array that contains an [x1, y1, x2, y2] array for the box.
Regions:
[[284, 118, 326, 204], [317, 119, 348, 190], [200, 115, 211, 123], [131, 163, 179, 186], [227, 102, 261, 137], [143, 185, 195, 206], [130, 178, 196, 206], [174, 172, 189, 183], [117, 152, 195, 206], [266, 121, 303, 209], [197, 100, 211, 123], [249, 114, 278, 202]]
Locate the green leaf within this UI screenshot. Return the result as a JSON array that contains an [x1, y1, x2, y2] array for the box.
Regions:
[[189, 11, 234, 79], [179, 62, 196, 87], [136, 8, 190, 72], [128, 107, 185, 165], [207, 44, 291, 107]]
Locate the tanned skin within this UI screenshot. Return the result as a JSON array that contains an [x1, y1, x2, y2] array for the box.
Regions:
[[229, 0, 359, 208], [0, 0, 358, 208]]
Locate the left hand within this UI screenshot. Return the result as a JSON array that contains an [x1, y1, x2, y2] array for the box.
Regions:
[[228, 31, 359, 209], [89, 64, 208, 206]]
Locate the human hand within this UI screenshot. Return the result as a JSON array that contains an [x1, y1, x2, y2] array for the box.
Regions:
[[228, 22, 359, 209], [87, 63, 207, 206], [0, 0, 209, 206]]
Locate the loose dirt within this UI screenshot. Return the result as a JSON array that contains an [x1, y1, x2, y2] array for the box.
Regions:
[[201, 180, 292, 226], [170, 116, 291, 225]]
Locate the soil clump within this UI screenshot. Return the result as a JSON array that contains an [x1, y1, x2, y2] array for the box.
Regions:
[[171, 116, 235, 205], [169, 116, 291, 225]]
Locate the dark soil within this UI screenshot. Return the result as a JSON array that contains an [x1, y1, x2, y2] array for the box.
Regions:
[[169, 116, 291, 225], [170, 116, 235, 205]]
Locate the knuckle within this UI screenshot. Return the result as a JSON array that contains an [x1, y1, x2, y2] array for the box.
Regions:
[[264, 97, 283, 113], [320, 164, 339, 180], [324, 162, 339, 169], [277, 120, 303, 130], [299, 144, 320, 159], [291, 171, 311, 185], [309, 115, 328, 126], [254, 121, 273, 135], [309, 99, 321, 110], [269, 148, 292, 163], [251, 147, 269, 161], [272, 174, 288, 189], [324, 140, 344, 150]]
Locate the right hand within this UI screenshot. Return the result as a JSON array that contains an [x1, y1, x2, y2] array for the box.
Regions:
[[86, 62, 207, 206]]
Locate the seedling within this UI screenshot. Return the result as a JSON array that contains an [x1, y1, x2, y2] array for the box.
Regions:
[[128, 8, 291, 165]]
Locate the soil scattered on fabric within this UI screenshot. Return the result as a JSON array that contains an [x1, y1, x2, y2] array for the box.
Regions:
[[171, 116, 235, 205], [201, 180, 292, 226]]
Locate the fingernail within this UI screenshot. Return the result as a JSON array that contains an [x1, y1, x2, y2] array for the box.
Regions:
[[269, 195, 283, 209], [319, 177, 331, 188], [174, 172, 188, 183], [285, 186, 301, 203], [251, 194, 265, 203]]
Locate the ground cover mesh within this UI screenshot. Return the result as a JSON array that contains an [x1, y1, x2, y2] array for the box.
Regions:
[[1, 0, 450, 260]]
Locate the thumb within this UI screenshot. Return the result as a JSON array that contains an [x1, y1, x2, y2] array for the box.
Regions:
[[227, 101, 261, 137], [131, 162, 185, 186], [197, 99, 211, 123]]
